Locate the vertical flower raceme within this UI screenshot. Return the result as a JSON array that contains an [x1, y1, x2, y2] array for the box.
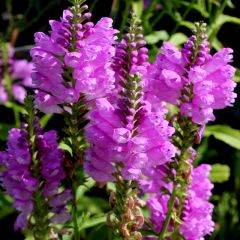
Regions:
[[0, 128, 38, 231], [0, 96, 71, 238], [85, 18, 176, 182], [30, 3, 118, 238], [146, 22, 237, 126], [0, 43, 33, 103], [85, 15, 176, 239], [30, 1, 117, 113], [144, 164, 214, 240], [143, 22, 234, 239], [180, 164, 214, 239]]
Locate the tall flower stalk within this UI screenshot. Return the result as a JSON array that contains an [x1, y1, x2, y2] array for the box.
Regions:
[[30, 0, 117, 238], [144, 21, 236, 239], [0, 95, 71, 239], [85, 14, 176, 239]]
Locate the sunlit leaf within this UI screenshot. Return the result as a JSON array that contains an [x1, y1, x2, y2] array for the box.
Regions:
[[145, 30, 169, 44], [132, 0, 144, 19], [169, 32, 188, 46], [210, 164, 230, 183], [205, 125, 240, 150]]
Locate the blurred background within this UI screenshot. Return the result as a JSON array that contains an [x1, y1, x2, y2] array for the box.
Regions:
[[0, 0, 240, 239]]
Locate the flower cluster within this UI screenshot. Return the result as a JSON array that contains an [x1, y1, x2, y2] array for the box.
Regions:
[[144, 164, 214, 239], [85, 21, 176, 182], [146, 27, 237, 125], [31, 4, 117, 113], [0, 43, 33, 103], [0, 124, 71, 230], [0, 128, 38, 230]]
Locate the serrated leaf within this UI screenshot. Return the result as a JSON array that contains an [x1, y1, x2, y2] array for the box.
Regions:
[[145, 30, 169, 44], [210, 164, 230, 183], [204, 125, 240, 150], [169, 32, 188, 46]]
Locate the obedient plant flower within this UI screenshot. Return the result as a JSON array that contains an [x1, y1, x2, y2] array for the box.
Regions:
[[0, 97, 71, 236], [85, 15, 177, 239], [0, 128, 38, 230], [0, 43, 33, 103], [85, 18, 176, 182], [30, 2, 117, 113], [141, 22, 236, 240], [147, 22, 237, 125], [144, 164, 214, 239]]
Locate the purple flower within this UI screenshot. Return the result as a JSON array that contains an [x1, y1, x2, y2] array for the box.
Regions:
[[146, 39, 237, 125], [31, 5, 118, 113], [180, 164, 215, 239], [0, 129, 38, 230], [143, 164, 214, 239], [85, 28, 176, 182], [145, 42, 186, 105], [180, 48, 236, 125], [0, 44, 33, 103], [0, 126, 71, 230]]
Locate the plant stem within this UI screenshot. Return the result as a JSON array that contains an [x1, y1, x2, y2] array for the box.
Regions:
[[73, 182, 80, 240], [158, 185, 177, 240], [13, 107, 20, 127]]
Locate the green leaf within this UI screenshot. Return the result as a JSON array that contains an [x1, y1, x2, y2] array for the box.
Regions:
[[132, 0, 143, 19], [233, 68, 240, 83], [210, 164, 230, 183], [204, 125, 240, 150], [180, 20, 195, 30], [76, 177, 95, 200], [2, 101, 26, 114], [211, 38, 223, 51], [79, 215, 106, 230], [145, 30, 169, 44], [40, 114, 53, 129], [208, 14, 240, 38], [181, 1, 209, 17], [169, 32, 188, 46], [0, 123, 15, 141], [0, 191, 14, 219]]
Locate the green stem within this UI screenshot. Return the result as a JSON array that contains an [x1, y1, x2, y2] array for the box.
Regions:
[[73, 183, 80, 240], [158, 185, 177, 240], [120, 0, 132, 33], [167, 0, 195, 40], [13, 107, 20, 127]]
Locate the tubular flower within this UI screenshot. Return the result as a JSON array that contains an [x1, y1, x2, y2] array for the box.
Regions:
[[0, 125, 71, 230], [180, 47, 237, 125], [144, 164, 214, 240], [30, 4, 117, 113], [0, 43, 33, 103], [0, 128, 38, 230], [85, 20, 176, 182], [146, 23, 237, 125], [180, 164, 214, 239]]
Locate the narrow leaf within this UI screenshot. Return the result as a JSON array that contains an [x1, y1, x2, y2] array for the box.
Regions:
[[210, 164, 230, 183], [205, 125, 240, 150]]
